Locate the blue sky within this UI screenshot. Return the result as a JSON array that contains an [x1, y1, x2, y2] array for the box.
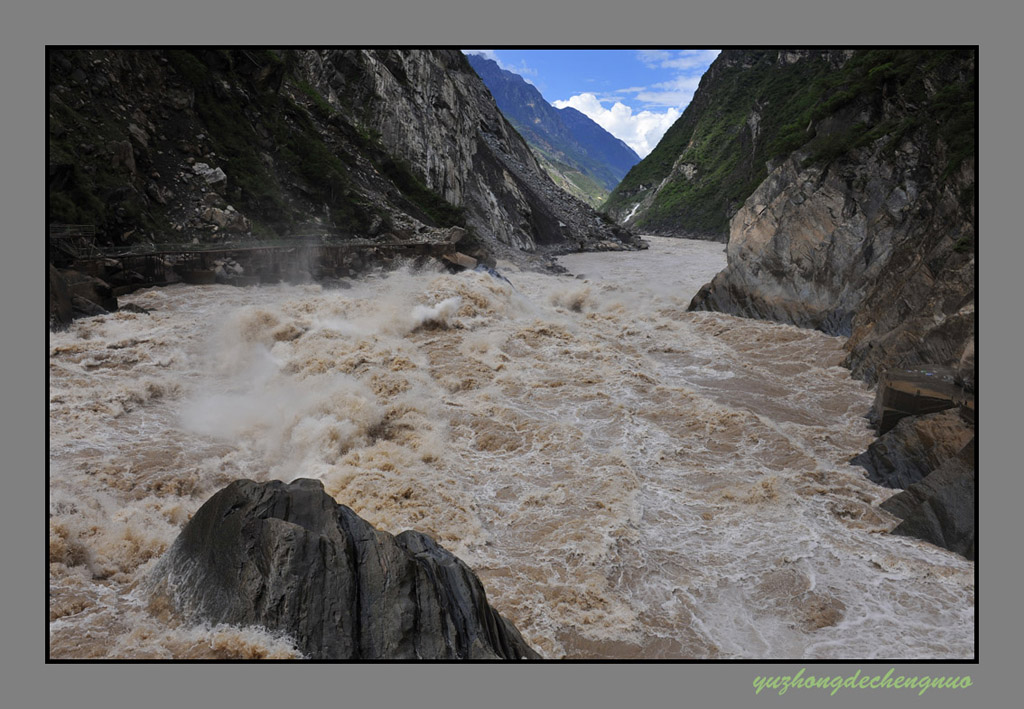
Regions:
[[463, 49, 720, 157]]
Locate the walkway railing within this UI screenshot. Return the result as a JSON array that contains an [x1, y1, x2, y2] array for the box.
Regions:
[[49, 229, 465, 261], [49, 224, 102, 259]]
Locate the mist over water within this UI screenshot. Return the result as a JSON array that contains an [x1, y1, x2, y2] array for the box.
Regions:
[[48, 237, 974, 659]]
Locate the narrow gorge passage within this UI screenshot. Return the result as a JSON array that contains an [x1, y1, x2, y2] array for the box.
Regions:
[[48, 237, 974, 659]]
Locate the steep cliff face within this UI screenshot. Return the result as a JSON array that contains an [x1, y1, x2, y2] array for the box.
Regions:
[[604, 50, 849, 237], [603, 50, 973, 246], [687, 49, 975, 383], [303, 49, 637, 256], [48, 48, 636, 270]]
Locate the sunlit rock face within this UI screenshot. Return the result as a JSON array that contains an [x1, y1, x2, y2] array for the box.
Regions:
[[303, 49, 640, 256], [687, 50, 974, 385]]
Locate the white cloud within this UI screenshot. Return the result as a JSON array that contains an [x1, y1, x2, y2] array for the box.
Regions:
[[660, 50, 721, 70], [632, 75, 703, 108], [637, 50, 672, 67], [638, 49, 720, 71], [553, 93, 680, 158], [630, 50, 719, 108], [512, 61, 537, 77]]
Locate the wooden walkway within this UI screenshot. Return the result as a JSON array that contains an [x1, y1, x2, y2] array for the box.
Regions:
[[49, 224, 467, 289], [50, 224, 463, 261], [875, 366, 975, 434]]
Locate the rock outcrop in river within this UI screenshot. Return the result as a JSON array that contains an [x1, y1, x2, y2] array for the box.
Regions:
[[880, 438, 975, 560], [148, 478, 540, 660], [852, 409, 974, 490]]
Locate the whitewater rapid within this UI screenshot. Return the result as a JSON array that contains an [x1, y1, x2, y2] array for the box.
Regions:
[[48, 236, 974, 659]]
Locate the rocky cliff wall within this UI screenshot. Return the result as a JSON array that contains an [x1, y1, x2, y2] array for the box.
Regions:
[[303, 50, 639, 257], [48, 49, 636, 274], [690, 148, 974, 383], [682, 50, 976, 559], [687, 49, 975, 384], [603, 50, 855, 237], [604, 49, 973, 251]]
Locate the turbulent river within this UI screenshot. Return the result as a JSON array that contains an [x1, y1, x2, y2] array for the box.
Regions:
[[48, 236, 974, 660]]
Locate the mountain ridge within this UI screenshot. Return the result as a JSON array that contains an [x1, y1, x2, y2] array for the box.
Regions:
[[465, 53, 640, 207]]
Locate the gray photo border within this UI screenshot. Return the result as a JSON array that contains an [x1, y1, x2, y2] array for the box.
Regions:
[[13, 1, 1016, 707]]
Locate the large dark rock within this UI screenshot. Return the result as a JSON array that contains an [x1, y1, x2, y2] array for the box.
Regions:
[[881, 438, 975, 559], [851, 409, 973, 490], [60, 268, 118, 313], [148, 478, 540, 660], [48, 264, 74, 329]]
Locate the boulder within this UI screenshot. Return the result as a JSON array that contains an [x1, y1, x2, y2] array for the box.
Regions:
[[48, 264, 74, 329], [127, 122, 149, 149], [146, 181, 168, 204], [71, 295, 109, 318], [59, 268, 117, 314], [201, 191, 227, 208], [200, 206, 250, 233], [881, 438, 975, 559], [873, 366, 973, 435], [851, 409, 973, 490], [165, 88, 193, 111], [442, 252, 477, 270], [147, 478, 540, 660], [192, 162, 228, 192], [109, 139, 137, 175]]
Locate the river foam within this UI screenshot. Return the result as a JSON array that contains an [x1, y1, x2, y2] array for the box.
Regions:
[[49, 237, 974, 659]]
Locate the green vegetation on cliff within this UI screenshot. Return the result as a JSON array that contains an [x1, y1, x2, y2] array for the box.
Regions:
[[533, 151, 610, 208], [603, 49, 975, 237]]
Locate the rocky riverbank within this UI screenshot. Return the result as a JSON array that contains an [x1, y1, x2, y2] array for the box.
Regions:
[[676, 50, 976, 558]]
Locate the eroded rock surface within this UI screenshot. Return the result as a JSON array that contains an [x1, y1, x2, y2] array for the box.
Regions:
[[881, 439, 975, 560], [688, 149, 974, 384], [148, 478, 540, 660], [851, 409, 973, 490]]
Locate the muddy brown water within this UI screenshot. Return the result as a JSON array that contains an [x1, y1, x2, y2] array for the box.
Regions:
[[48, 236, 974, 659]]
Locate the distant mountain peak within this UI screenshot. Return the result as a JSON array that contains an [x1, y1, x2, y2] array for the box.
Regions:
[[465, 52, 640, 207]]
